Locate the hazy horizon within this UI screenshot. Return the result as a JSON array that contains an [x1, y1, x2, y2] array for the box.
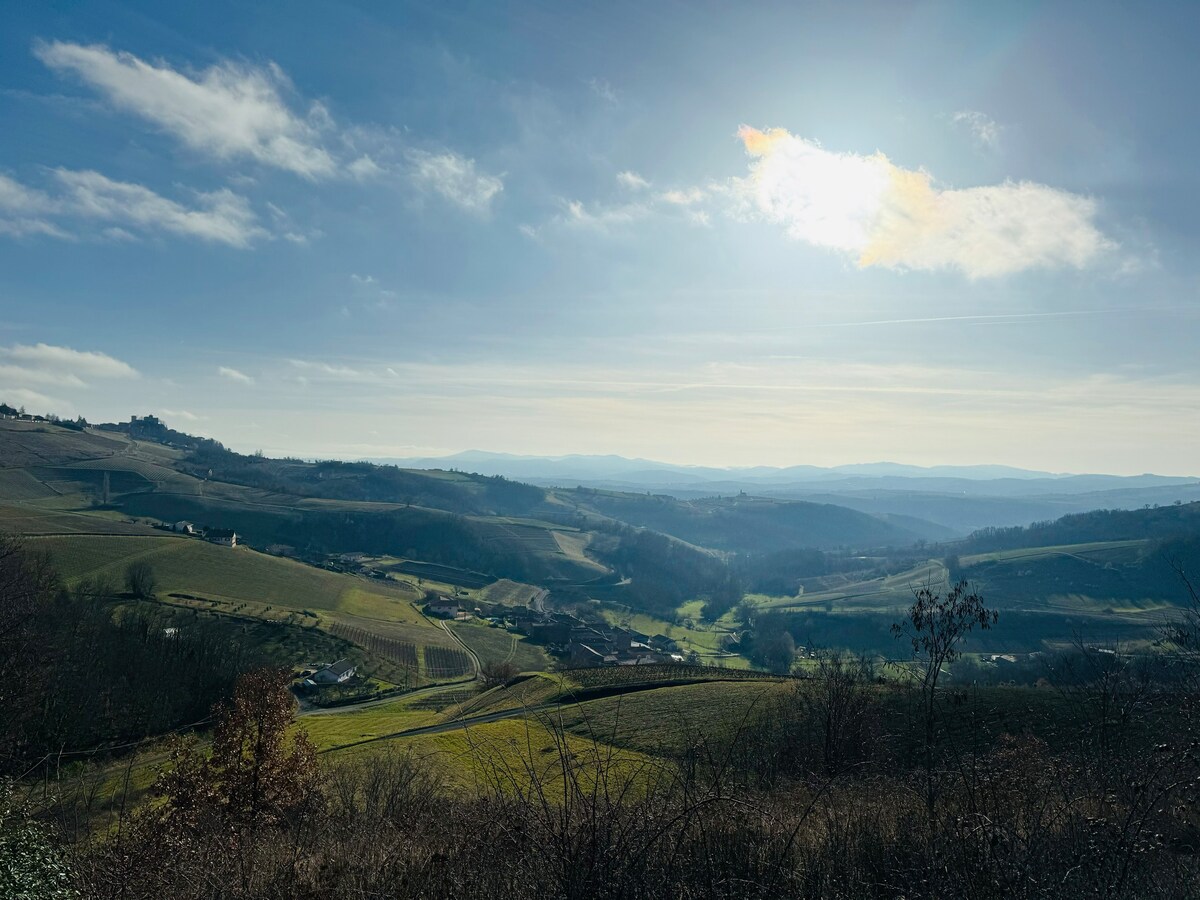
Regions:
[[2, 2, 1198, 474]]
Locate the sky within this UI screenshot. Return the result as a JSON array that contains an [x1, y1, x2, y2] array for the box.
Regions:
[[1, 0, 1198, 474]]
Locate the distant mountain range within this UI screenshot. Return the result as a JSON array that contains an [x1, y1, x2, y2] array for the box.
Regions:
[[364, 451, 1200, 536]]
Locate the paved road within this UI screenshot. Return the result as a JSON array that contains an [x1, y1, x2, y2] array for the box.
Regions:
[[319, 702, 552, 753], [440, 619, 482, 679], [298, 676, 474, 717]]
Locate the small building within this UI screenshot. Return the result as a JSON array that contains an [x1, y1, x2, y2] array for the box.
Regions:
[[208, 528, 238, 548], [310, 659, 357, 684], [173, 521, 195, 534], [426, 597, 461, 619], [569, 643, 607, 667]]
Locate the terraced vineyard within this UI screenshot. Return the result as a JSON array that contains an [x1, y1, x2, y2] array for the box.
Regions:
[[329, 622, 419, 670], [422, 645, 474, 679], [481, 522, 564, 554]]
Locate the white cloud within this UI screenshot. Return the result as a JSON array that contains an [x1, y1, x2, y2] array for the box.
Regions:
[[218, 366, 254, 384], [953, 110, 1002, 149], [0, 169, 265, 247], [408, 149, 503, 213], [0, 387, 60, 412], [0, 174, 54, 214], [347, 154, 384, 181], [562, 198, 649, 231], [658, 187, 706, 206], [0, 343, 136, 409], [733, 125, 1112, 278], [0, 364, 86, 388], [36, 41, 337, 179], [2, 342, 138, 379], [0, 174, 67, 238], [616, 171, 650, 190], [290, 359, 361, 378], [350, 273, 376, 285], [55, 169, 266, 247]]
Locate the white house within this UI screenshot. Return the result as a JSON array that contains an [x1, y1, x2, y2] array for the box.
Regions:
[[208, 529, 238, 548], [173, 521, 195, 534], [426, 597, 461, 619], [311, 659, 357, 684]]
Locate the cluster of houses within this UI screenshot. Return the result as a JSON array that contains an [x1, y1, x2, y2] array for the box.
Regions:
[[424, 596, 686, 668], [171, 521, 239, 547]]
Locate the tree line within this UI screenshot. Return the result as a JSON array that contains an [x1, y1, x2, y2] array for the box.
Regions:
[[0, 535, 261, 780]]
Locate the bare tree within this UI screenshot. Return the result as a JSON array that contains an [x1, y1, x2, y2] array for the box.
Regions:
[[799, 649, 878, 776], [124, 561, 156, 599], [893, 579, 996, 818], [481, 659, 519, 688]]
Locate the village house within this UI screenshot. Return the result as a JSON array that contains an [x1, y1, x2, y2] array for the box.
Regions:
[[207, 528, 238, 548], [425, 596, 463, 619], [309, 659, 357, 685]]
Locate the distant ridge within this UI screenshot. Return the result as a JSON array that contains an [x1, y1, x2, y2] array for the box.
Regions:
[[364, 451, 1192, 487]]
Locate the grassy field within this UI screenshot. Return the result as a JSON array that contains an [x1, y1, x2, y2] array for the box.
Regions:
[[440, 673, 578, 721], [297, 696, 440, 751], [557, 680, 793, 756], [0, 503, 160, 535], [31, 534, 420, 613], [26, 533, 472, 684], [340, 715, 662, 800]]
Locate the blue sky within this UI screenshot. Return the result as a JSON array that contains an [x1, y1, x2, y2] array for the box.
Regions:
[[1, 0, 1197, 473]]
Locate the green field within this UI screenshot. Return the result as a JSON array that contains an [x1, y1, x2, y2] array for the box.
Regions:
[[26, 533, 469, 684], [297, 695, 440, 751], [557, 679, 793, 755]]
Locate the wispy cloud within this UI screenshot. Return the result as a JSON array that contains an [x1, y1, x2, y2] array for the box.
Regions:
[[0, 174, 67, 238], [733, 125, 1112, 278], [952, 110, 1002, 150], [2, 342, 138, 379], [57, 169, 265, 246], [0, 169, 265, 247], [289, 358, 361, 378], [35, 41, 337, 179], [561, 198, 649, 232], [218, 365, 254, 384], [407, 149, 503, 213], [657, 187, 706, 206], [616, 171, 650, 190], [587, 77, 620, 106], [0, 342, 137, 409], [0, 387, 60, 412]]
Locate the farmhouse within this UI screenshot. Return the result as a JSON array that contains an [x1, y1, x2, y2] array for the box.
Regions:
[[207, 528, 238, 548], [426, 597, 462, 619], [173, 521, 195, 534], [310, 659, 357, 684]]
